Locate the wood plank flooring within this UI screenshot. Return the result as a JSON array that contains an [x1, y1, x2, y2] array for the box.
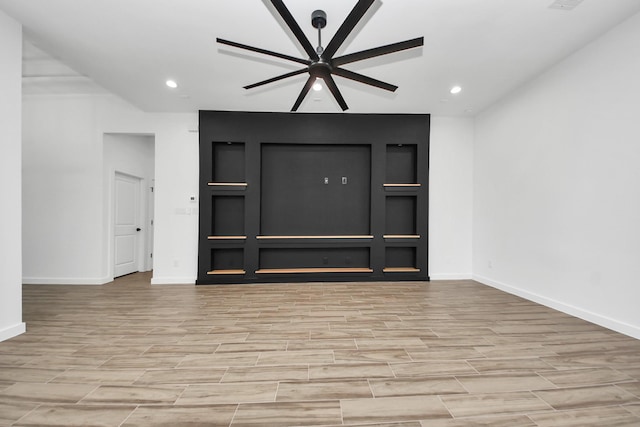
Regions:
[[1, 272, 639, 426]]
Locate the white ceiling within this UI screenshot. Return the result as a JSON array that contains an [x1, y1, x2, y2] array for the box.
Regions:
[[2, 0, 640, 115]]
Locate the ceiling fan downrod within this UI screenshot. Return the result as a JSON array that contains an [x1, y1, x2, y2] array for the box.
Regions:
[[311, 10, 326, 56]]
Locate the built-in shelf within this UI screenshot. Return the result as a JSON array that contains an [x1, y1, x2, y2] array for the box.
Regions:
[[257, 235, 374, 240], [256, 267, 373, 274], [208, 236, 247, 240], [383, 183, 421, 187], [207, 269, 246, 275], [383, 267, 421, 273], [383, 234, 421, 239], [208, 182, 248, 187]]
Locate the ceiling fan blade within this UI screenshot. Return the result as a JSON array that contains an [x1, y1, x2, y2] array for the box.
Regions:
[[323, 74, 349, 111], [244, 68, 309, 90], [333, 37, 424, 66], [323, 0, 375, 60], [291, 75, 316, 111], [217, 38, 310, 65], [271, 0, 319, 61], [333, 68, 397, 92]]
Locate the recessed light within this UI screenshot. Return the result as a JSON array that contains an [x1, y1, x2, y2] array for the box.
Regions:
[[549, 0, 583, 10], [312, 80, 322, 91], [450, 86, 462, 94], [166, 80, 178, 89]]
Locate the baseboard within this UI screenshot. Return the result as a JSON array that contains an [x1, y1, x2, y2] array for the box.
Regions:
[[430, 273, 473, 280], [22, 276, 111, 285], [0, 322, 26, 342], [473, 274, 640, 340], [150, 276, 196, 285]]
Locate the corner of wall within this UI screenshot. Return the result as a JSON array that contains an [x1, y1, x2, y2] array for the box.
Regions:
[[0, 9, 25, 342]]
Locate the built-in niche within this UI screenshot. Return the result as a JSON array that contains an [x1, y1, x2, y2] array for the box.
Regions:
[[258, 247, 371, 273], [385, 196, 417, 236], [212, 141, 245, 183], [384, 247, 419, 273], [207, 248, 244, 275], [386, 144, 417, 184], [198, 111, 429, 284], [211, 196, 244, 236]]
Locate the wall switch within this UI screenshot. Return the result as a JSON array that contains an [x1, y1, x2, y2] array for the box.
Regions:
[[342, 177, 347, 185], [324, 177, 329, 184]]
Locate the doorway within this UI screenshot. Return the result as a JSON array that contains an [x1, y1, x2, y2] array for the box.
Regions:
[[104, 133, 155, 280]]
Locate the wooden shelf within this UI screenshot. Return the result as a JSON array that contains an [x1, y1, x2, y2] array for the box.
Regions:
[[256, 267, 373, 274], [208, 236, 247, 240], [208, 182, 248, 187], [207, 269, 246, 275], [383, 183, 421, 187], [383, 267, 421, 273], [257, 235, 374, 240], [383, 235, 421, 239]]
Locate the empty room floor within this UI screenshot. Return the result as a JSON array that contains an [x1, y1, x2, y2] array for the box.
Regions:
[[1, 273, 640, 426]]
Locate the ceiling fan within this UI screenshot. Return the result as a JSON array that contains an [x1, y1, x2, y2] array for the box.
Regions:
[[217, 0, 424, 111]]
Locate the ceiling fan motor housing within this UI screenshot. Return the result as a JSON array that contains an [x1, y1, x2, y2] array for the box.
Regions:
[[311, 10, 327, 29]]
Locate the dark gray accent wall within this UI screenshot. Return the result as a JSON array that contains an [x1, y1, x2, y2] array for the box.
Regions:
[[198, 111, 430, 284]]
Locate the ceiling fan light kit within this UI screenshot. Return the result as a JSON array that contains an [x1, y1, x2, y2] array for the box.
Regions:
[[217, 0, 424, 111]]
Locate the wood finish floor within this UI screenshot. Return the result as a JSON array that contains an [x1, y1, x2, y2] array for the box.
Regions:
[[1, 273, 640, 426]]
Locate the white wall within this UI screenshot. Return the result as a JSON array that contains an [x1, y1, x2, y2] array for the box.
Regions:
[[98, 98, 199, 285], [473, 12, 640, 338], [429, 117, 474, 279], [0, 10, 26, 341], [23, 94, 198, 285], [22, 96, 106, 284]]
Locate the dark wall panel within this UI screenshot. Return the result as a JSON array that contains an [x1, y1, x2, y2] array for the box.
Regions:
[[198, 111, 430, 284], [261, 144, 370, 236]]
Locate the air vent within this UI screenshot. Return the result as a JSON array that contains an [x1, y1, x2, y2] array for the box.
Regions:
[[549, 0, 584, 11]]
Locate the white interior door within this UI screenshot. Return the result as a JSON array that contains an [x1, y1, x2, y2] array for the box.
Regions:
[[114, 173, 141, 277]]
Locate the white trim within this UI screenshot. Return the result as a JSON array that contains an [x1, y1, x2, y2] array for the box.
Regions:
[[473, 274, 640, 340], [151, 276, 196, 285], [0, 322, 26, 342], [430, 273, 473, 280], [22, 276, 111, 285]]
